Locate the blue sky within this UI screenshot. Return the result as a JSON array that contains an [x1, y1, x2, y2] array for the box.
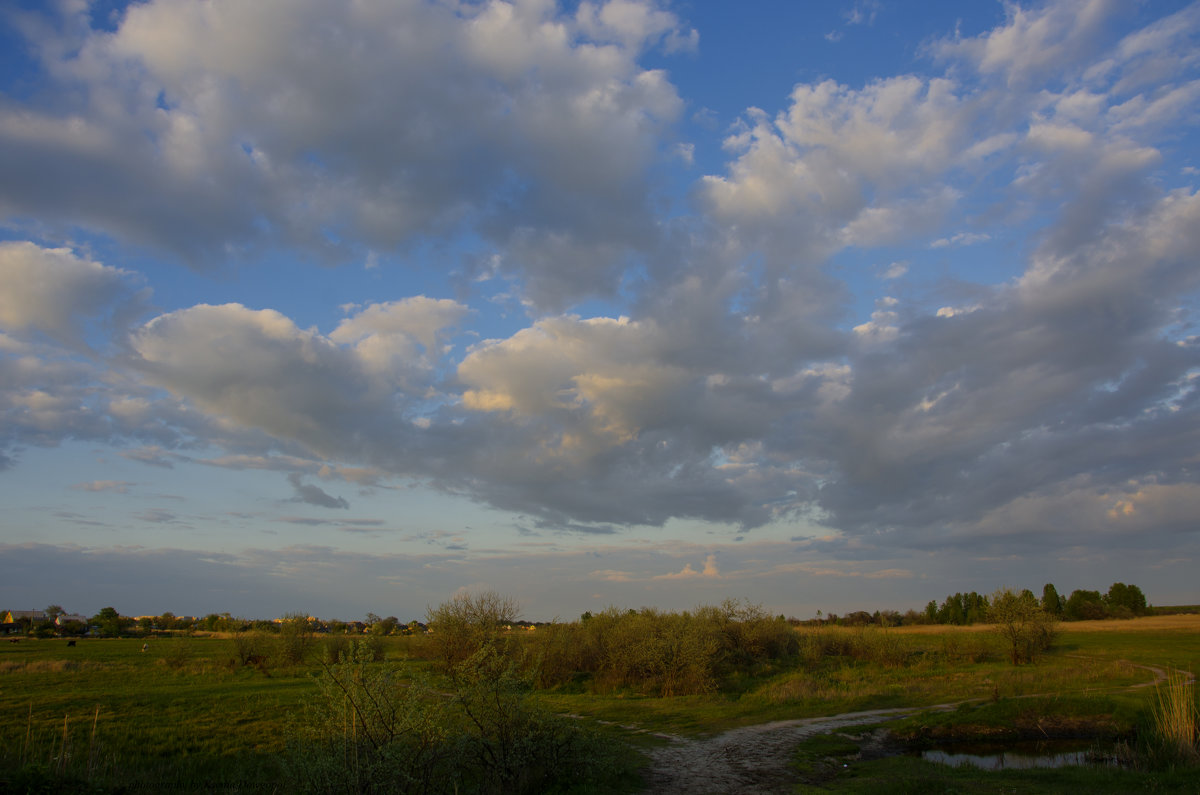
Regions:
[[2, 0, 1198, 622]]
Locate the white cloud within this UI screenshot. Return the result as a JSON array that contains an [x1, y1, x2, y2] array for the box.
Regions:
[[2, 0, 1199, 574], [654, 553, 720, 580], [930, 0, 1119, 89], [0, 0, 688, 308], [0, 242, 144, 347], [930, 232, 991, 248]]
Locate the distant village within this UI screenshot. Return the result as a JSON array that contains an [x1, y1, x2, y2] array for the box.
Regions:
[[0, 606, 548, 638]]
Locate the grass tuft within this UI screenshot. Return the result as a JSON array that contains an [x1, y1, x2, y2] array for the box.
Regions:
[[1152, 668, 1198, 762]]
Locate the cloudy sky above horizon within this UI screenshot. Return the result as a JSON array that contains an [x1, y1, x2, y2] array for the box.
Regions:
[[2, 0, 1198, 622]]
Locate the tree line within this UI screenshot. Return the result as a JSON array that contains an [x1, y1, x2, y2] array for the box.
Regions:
[[1, 580, 1154, 640], [921, 581, 1149, 626]]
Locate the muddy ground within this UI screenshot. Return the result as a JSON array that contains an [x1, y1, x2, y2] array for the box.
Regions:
[[641, 707, 923, 794]]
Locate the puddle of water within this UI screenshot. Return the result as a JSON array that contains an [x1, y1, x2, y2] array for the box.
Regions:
[[919, 740, 1116, 770]]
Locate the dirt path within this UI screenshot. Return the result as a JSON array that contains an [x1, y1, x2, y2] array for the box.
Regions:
[[640, 660, 1191, 793], [640, 707, 936, 794]]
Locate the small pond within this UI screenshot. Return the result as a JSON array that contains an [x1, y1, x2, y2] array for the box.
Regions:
[[918, 739, 1122, 770]]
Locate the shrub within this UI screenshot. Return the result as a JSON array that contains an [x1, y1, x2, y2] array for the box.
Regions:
[[426, 591, 520, 672], [277, 613, 316, 666], [287, 638, 626, 795], [989, 587, 1058, 665], [287, 640, 449, 794], [321, 633, 351, 665], [1152, 668, 1198, 764]]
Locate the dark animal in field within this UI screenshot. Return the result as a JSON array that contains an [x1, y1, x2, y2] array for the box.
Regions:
[[244, 654, 271, 676], [67, 640, 76, 647], [142, 643, 148, 652], [7, 638, 18, 644]]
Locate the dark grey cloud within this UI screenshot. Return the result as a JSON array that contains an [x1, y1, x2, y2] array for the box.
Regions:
[[287, 473, 349, 510], [135, 509, 184, 525]]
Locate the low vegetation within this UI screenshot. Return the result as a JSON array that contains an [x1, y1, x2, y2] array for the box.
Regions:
[[0, 593, 1196, 793]]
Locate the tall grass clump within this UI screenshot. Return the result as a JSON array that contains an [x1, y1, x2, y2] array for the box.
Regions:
[[286, 639, 629, 794], [1151, 669, 1198, 763], [0, 704, 113, 793]]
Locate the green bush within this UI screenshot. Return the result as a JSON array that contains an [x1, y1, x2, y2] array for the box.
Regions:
[[286, 639, 625, 795], [287, 640, 449, 794]]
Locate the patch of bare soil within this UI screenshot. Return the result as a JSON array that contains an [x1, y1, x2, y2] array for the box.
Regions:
[[641, 707, 928, 794], [639, 656, 1192, 792]]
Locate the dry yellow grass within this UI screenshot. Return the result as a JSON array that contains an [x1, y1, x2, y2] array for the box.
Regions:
[[889, 613, 1200, 634], [1056, 614, 1200, 632]]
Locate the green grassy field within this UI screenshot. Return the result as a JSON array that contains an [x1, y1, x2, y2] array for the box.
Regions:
[[0, 616, 1196, 792]]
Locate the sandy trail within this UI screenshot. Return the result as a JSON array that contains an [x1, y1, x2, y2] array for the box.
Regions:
[[641, 707, 931, 794], [640, 660, 1191, 793]]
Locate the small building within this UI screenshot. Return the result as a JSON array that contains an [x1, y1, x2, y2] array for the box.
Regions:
[[2, 610, 47, 624], [2, 610, 48, 635]]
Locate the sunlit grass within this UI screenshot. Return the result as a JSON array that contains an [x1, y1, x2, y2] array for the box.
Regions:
[[1153, 668, 1198, 761], [1, 616, 1198, 791]]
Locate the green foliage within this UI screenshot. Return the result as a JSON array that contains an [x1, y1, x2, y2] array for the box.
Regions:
[[1065, 589, 1108, 621], [286, 639, 626, 795], [3, 599, 1194, 793], [1105, 582, 1149, 617], [90, 607, 126, 638], [426, 590, 521, 672], [1042, 583, 1064, 615], [932, 591, 991, 625], [989, 587, 1058, 665], [287, 640, 449, 793], [522, 601, 799, 697], [1149, 668, 1198, 764], [277, 613, 317, 666], [449, 642, 620, 794]]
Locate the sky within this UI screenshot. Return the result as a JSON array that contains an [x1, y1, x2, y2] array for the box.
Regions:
[[1, 0, 1198, 623]]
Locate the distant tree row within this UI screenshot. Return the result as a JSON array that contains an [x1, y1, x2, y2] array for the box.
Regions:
[[920, 582, 1148, 626], [1, 581, 1155, 639], [0, 606, 434, 639]]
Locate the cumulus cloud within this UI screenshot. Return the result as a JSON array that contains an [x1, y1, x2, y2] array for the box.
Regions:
[[0, 242, 145, 348], [1, 0, 1198, 574], [130, 303, 396, 455], [0, 0, 690, 309]]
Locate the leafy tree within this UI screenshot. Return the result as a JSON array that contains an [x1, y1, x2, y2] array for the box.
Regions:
[[371, 616, 399, 636], [92, 606, 123, 638], [45, 604, 64, 620], [1041, 583, 1063, 615], [1104, 582, 1147, 617], [58, 619, 86, 637], [201, 612, 238, 632], [427, 590, 520, 672], [277, 612, 316, 665], [989, 587, 1058, 665], [934, 592, 988, 625], [936, 594, 965, 625], [964, 591, 990, 624], [1064, 589, 1108, 621]]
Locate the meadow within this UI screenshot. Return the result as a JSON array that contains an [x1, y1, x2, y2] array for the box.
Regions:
[[0, 613, 1196, 793]]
